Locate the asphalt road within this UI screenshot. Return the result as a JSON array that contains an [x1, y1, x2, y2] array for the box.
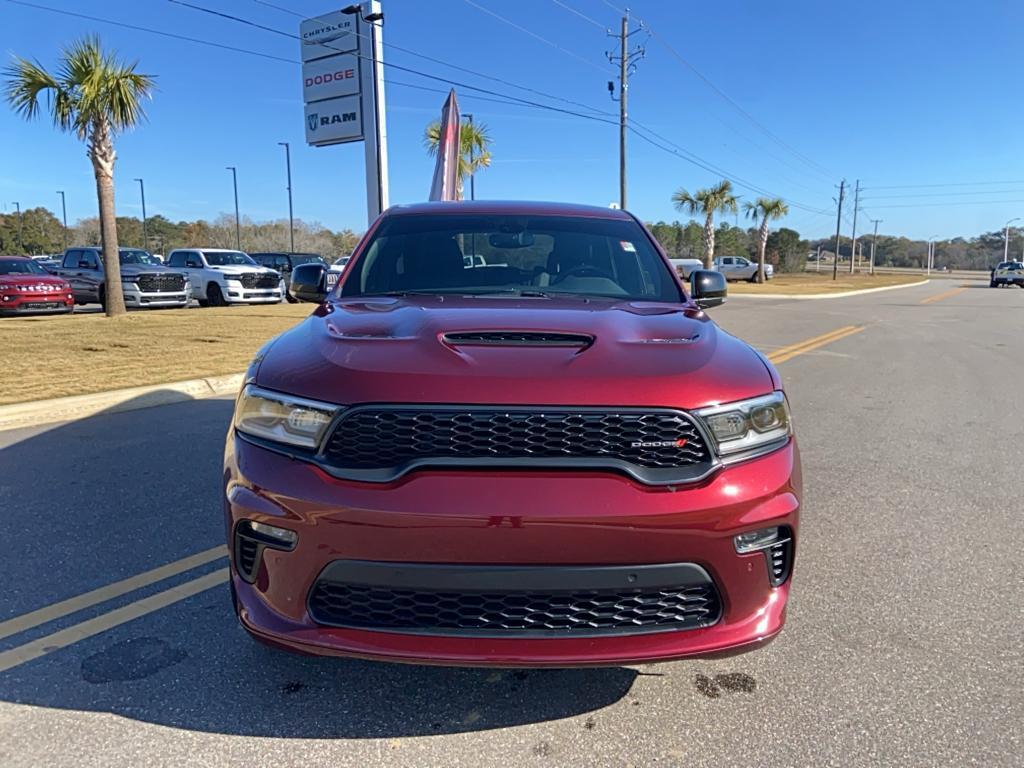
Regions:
[[1, 279, 1021, 767]]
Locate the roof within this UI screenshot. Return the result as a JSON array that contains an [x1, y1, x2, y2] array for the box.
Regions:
[[0, 255, 31, 260], [385, 200, 632, 220]]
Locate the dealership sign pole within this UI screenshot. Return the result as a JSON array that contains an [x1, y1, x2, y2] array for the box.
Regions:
[[300, 2, 389, 225]]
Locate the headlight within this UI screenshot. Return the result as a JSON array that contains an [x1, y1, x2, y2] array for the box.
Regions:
[[233, 385, 339, 449], [121, 274, 140, 282], [696, 392, 791, 459]]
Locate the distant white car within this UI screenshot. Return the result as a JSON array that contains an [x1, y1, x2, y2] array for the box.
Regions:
[[165, 248, 283, 306], [713, 256, 773, 282], [330, 256, 350, 273], [668, 258, 704, 279]]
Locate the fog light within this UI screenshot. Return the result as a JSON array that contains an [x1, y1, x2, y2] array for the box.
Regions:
[[248, 520, 298, 547], [734, 526, 780, 553]]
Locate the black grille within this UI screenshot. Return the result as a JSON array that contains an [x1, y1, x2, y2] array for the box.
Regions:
[[443, 331, 593, 347], [320, 407, 712, 484], [308, 563, 721, 637], [136, 273, 185, 293], [238, 273, 280, 289]]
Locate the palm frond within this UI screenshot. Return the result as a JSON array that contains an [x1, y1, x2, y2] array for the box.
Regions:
[[3, 57, 61, 122]]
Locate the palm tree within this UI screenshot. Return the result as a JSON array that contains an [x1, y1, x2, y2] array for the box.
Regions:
[[4, 36, 154, 317], [744, 197, 790, 283], [424, 119, 492, 200], [671, 180, 739, 269]]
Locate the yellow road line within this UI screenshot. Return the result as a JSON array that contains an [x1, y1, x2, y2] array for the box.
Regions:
[[0, 568, 228, 674], [0, 546, 226, 641], [766, 325, 864, 365], [920, 287, 967, 304]]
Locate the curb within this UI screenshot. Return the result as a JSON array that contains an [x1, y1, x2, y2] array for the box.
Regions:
[[0, 372, 245, 432], [729, 279, 931, 300]]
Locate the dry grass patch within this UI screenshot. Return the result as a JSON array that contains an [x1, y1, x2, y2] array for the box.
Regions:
[[728, 272, 925, 295], [0, 304, 313, 405]]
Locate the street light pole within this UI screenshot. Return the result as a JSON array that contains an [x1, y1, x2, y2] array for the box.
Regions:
[[278, 142, 295, 252], [133, 178, 147, 250], [927, 234, 938, 275], [56, 191, 68, 251], [464, 113, 475, 201], [226, 166, 241, 250], [1003, 217, 1020, 263], [12, 202, 22, 252], [869, 218, 882, 275]]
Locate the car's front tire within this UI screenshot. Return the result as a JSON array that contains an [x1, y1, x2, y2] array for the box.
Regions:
[[207, 282, 227, 306]]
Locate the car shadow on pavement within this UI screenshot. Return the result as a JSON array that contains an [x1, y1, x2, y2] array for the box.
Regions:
[[0, 394, 637, 737]]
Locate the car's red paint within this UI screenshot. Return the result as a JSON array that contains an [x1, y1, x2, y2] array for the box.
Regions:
[[0, 256, 74, 315], [224, 201, 801, 666]]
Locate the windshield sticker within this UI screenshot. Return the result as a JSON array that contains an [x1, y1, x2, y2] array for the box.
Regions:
[[620, 240, 637, 253]]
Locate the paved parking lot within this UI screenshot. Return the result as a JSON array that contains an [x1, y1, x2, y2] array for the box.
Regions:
[[1, 279, 1021, 767]]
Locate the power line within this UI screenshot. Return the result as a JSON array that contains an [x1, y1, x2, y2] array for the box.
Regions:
[[863, 188, 1024, 200], [460, 0, 608, 73], [248, 0, 615, 117], [549, 0, 606, 30], [866, 198, 1024, 209], [863, 179, 1024, 190], [2, 0, 297, 64]]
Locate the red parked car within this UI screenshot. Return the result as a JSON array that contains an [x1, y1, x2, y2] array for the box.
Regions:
[[225, 201, 800, 666], [0, 256, 75, 315]]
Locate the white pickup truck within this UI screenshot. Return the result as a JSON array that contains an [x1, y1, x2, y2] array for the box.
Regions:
[[713, 256, 774, 282], [165, 248, 284, 306]]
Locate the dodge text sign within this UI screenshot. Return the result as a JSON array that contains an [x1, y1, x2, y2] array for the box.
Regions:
[[302, 53, 360, 103], [300, 11, 357, 62], [304, 94, 363, 146]]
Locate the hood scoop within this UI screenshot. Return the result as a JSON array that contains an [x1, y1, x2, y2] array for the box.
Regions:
[[442, 331, 594, 348]]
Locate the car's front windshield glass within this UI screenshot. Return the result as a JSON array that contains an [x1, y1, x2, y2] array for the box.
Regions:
[[119, 249, 160, 265], [339, 214, 682, 302], [205, 251, 256, 266], [0, 259, 46, 275]]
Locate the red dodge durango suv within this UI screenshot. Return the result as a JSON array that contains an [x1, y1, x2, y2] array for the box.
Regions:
[[224, 201, 800, 666]]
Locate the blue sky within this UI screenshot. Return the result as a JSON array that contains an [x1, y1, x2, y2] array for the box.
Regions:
[[2, 0, 1024, 241]]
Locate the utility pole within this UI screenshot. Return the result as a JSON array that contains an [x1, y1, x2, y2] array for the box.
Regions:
[[133, 178, 147, 250], [1003, 217, 1019, 263], [226, 166, 241, 250], [869, 218, 882, 275], [832, 181, 845, 281], [848, 179, 860, 274], [464, 114, 475, 201], [278, 142, 295, 252], [816, 244, 822, 272], [56, 191, 68, 251], [607, 11, 644, 211], [12, 202, 22, 252]]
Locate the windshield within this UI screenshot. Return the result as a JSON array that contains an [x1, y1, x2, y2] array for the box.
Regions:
[[0, 259, 47, 275], [339, 214, 682, 302], [205, 251, 256, 266], [998, 261, 1022, 270], [119, 249, 161, 265], [290, 254, 325, 266]]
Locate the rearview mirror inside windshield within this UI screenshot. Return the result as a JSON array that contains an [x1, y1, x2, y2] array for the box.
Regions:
[[488, 231, 535, 249]]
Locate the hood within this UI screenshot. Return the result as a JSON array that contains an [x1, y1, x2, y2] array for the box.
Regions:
[[256, 296, 775, 409], [0, 274, 70, 289], [119, 263, 187, 277], [209, 265, 279, 277]]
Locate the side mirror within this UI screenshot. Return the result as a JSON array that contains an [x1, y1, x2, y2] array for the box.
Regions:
[[290, 263, 329, 303], [690, 269, 727, 309]]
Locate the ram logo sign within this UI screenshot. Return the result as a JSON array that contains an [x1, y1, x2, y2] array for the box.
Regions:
[[303, 94, 363, 146]]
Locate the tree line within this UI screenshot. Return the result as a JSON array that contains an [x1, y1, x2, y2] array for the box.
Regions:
[[0, 207, 361, 261]]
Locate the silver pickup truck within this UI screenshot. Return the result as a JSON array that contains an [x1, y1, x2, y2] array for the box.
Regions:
[[56, 247, 190, 309]]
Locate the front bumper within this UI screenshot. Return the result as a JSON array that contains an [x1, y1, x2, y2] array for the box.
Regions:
[[0, 292, 74, 314], [224, 281, 283, 303], [224, 435, 801, 666]]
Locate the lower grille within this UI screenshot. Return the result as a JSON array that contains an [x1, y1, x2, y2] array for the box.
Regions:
[[137, 273, 186, 292], [307, 561, 722, 637], [238, 273, 280, 289]]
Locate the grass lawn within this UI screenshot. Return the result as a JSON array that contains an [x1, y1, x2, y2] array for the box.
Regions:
[[0, 303, 313, 405], [728, 272, 926, 295]]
